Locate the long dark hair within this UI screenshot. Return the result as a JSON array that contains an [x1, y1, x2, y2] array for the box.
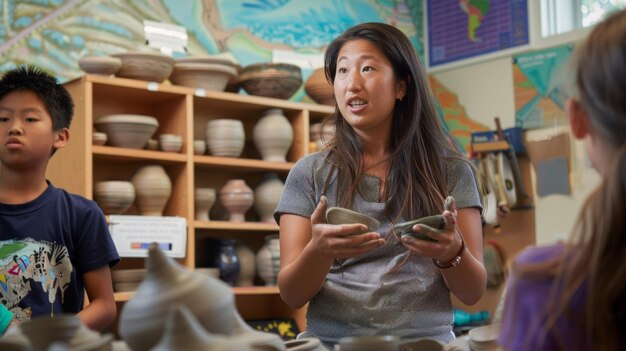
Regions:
[[322, 22, 465, 220], [509, 9, 626, 350]]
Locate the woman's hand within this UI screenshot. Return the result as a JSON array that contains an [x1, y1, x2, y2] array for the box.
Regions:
[[400, 207, 463, 263], [309, 196, 384, 260]]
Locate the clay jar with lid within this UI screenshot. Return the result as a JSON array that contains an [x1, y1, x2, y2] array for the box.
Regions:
[[219, 179, 253, 222]]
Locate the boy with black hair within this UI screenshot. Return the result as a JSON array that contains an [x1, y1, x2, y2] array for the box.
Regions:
[[0, 66, 119, 331]]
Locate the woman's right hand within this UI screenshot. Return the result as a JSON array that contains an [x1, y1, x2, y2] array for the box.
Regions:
[[309, 196, 384, 259]]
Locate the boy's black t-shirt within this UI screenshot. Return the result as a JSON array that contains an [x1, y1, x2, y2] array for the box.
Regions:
[[0, 181, 119, 321]]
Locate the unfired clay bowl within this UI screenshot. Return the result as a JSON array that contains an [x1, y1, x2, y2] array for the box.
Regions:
[[325, 207, 380, 235]]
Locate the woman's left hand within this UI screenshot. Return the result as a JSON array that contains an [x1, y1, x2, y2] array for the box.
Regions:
[[400, 208, 463, 262]]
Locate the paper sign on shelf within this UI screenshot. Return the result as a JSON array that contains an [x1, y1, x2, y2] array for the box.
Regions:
[[109, 215, 187, 258], [143, 20, 188, 55]]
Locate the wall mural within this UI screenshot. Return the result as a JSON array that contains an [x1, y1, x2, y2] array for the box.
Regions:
[[0, 0, 482, 151]]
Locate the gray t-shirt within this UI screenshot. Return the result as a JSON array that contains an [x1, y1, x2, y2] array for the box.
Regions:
[[275, 151, 481, 346]]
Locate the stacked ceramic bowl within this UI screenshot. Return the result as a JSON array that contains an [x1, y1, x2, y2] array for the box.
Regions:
[[94, 114, 159, 149], [239, 63, 302, 99], [94, 181, 135, 215], [326, 207, 380, 235], [205, 119, 245, 157], [112, 268, 147, 292], [158, 133, 183, 152], [112, 51, 175, 83], [92, 131, 107, 146], [78, 55, 122, 76]]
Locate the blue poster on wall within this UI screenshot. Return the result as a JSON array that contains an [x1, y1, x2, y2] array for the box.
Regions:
[[427, 0, 529, 67]]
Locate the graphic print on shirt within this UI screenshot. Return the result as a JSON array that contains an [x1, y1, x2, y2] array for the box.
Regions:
[[0, 238, 73, 320]]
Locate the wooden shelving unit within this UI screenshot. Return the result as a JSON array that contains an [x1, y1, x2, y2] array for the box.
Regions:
[[48, 74, 334, 333]]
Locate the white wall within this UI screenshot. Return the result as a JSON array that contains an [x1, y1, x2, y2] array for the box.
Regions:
[[432, 58, 601, 244]]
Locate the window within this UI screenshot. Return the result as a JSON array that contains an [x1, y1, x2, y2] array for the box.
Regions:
[[541, 0, 626, 37]]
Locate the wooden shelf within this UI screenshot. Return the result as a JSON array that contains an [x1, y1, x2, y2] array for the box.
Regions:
[[194, 155, 293, 172], [115, 286, 279, 302], [471, 140, 510, 153], [194, 220, 279, 232], [93, 145, 187, 164]]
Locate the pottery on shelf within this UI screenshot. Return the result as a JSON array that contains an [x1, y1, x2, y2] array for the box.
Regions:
[[215, 239, 240, 286], [78, 55, 122, 76], [19, 314, 80, 351], [170, 62, 238, 91], [193, 139, 206, 155], [112, 51, 174, 82], [206, 119, 245, 157], [93, 114, 159, 149], [304, 68, 334, 106], [158, 133, 183, 153], [151, 305, 251, 351], [235, 242, 256, 287], [194, 187, 216, 221], [118, 243, 237, 351], [92, 131, 107, 146], [253, 109, 293, 162], [94, 180, 135, 215], [131, 165, 172, 216], [256, 234, 280, 286], [239, 63, 302, 100], [219, 179, 254, 222], [254, 173, 284, 223], [310, 122, 335, 151]]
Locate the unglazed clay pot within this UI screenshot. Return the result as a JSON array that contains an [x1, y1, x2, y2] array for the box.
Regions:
[[219, 179, 254, 222], [194, 187, 216, 221], [151, 305, 250, 351], [118, 243, 236, 351], [235, 242, 256, 287], [131, 165, 172, 216], [304, 68, 334, 106], [206, 119, 245, 157], [256, 234, 280, 286], [252, 109, 293, 162], [254, 173, 284, 223]]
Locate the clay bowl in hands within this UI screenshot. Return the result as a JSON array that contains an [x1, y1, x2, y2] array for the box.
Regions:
[[325, 207, 380, 235], [393, 196, 456, 242]]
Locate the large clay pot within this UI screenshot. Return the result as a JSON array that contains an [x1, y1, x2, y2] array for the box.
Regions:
[[304, 68, 334, 106], [235, 242, 256, 287], [194, 187, 216, 221], [219, 179, 254, 222], [253, 109, 293, 162], [19, 314, 80, 351], [254, 173, 284, 223], [131, 165, 172, 216], [256, 235, 280, 286], [119, 243, 236, 351], [151, 305, 250, 351]]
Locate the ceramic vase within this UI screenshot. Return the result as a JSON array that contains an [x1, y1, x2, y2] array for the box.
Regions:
[[235, 242, 256, 287], [219, 179, 254, 222], [206, 119, 245, 157], [194, 187, 216, 221], [118, 243, 236, 351], [253, 109, 293, 162], [256, 234, 280, 286], [215, 239, 240, 286], [254, 173, 284, 223], [151, 305, 250, 351], [131, 165, 172, 216]]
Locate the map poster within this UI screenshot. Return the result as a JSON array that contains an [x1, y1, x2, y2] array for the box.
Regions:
[[427, 0, 529, 67], [513, 44, 574, 130]]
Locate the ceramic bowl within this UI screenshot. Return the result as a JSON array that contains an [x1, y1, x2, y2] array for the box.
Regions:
[[158, 133, 183, 153], [304, 67, 334, 105], [145, 138, 159, 150], [325, 207, 380, 235], [94, 181, 135, 215], [170, 62, 238, 91], [193, 140, 206, 155], [78, 55, 122, 76], [94, 114, 159, 149], [92, 131, 107, 146], [112, 51, 174, 82], [392, 215, 446, 242], [239, 63, 302, 100]]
